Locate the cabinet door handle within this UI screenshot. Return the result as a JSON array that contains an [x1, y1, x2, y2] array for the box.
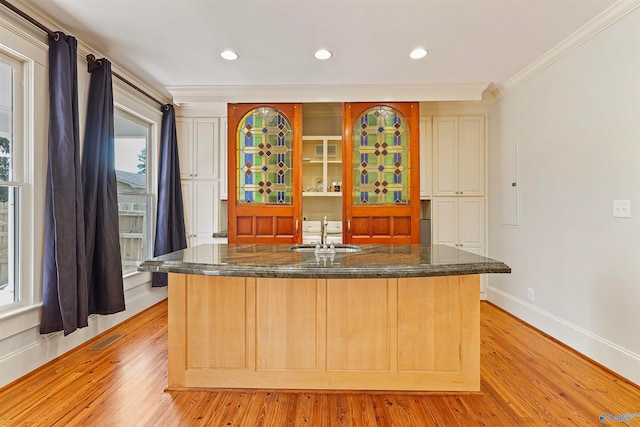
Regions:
[[295, 218, 300, 235], [347, 219, 351, 234]]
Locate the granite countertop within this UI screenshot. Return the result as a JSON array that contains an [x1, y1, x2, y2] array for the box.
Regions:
[[138, 244, 511, 279]]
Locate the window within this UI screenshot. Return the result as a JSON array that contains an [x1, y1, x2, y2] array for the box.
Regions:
[[114, 111, 152, 274], [0, 53, 24, 309]]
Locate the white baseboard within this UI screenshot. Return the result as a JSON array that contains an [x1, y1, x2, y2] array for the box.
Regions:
[[0, 283, 167, 388], [487, 286, 640, 387]]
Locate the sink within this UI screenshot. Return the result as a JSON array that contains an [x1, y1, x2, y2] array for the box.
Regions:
[[289, 244, 361, 253]]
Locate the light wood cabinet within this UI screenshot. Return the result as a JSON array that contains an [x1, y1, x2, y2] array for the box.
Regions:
[[433, 116, 485, 196], [432, 197, 484, 256], [168, 273, 481, 391]]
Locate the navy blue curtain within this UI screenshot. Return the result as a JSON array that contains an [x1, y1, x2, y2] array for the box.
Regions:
[[152, 105, 187, 287], [82, 58, 125, 315], [41, 32, 89, 335]]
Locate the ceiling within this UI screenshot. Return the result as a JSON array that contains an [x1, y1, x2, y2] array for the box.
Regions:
[[18, 0, 618, 103]]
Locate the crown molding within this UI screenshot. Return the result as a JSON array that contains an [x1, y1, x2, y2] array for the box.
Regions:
[[167, 83, 491, 106], [486, 0, 640, 103], [1, 0, 170, 106]]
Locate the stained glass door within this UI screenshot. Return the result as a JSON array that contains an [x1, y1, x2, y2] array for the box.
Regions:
[[228, 103, 302, 243], [343, 102, 420, 244]]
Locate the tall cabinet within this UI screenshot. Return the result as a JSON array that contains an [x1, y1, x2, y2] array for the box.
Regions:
[[176, 117, 224, 247], [429, 114, 486, 292]]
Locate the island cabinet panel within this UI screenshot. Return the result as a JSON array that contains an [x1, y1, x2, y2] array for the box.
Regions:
[[255, 278, 320, 370], [326, 279, 391, 372], [186, 275, 248, 369], [168, 273, 481, 391], [397, 276, 462, 372]]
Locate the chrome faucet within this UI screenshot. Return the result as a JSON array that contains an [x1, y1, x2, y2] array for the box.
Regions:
[[321, 216, 329, 248]]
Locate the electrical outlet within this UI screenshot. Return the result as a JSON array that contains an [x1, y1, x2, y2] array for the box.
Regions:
[[613, 200, 631, 218], [527, 288, 534, 301]]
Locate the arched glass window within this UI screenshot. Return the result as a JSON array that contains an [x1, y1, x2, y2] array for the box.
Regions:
[[236, 107, 293, 204], [352, 106, 411, 205]]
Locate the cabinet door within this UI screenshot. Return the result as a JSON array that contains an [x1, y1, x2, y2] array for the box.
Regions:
[[432, 197, 484, 253], [194, 118, 218, 180], [343, 102, 421, 244], [228, 103, 302, 244], [458, 197, 484, 254], [459, 117, 485, 196], [181, 181, 193, 246], [194, 181, 218, 240], [431, 198, 458, 248], [177, 117, 194, 179], [182, 181, 220, 247], [419, 117, 432, 199], [433, 117, 459, 196]]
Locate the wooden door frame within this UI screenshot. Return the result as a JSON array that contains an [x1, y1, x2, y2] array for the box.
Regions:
[[343, 102, 420, 244], [227, 103, 303, 243]]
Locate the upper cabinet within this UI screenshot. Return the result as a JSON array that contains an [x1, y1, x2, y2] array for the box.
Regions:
[[177, 117, 219, 180], [433, 116, 485, 196]]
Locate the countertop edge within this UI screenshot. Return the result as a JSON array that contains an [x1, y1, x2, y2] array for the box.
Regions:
[[138, 262, 511, 279]]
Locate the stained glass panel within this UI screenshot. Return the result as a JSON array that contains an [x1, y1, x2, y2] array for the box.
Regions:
[[236, 107, 293, 204], [352, 106, 410, 204]]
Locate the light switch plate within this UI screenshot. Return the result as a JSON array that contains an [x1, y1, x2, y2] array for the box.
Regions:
[[613, 200, 631, 218]]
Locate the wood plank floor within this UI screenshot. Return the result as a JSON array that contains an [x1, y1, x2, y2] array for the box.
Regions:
[[1, 300, 638, 426]]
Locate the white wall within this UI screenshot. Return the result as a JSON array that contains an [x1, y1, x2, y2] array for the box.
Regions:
[[0, 10, 167, 388], [487, 7, 640, 385]]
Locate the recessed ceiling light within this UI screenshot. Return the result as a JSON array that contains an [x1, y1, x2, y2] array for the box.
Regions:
[[314, 49, 332, 60], [221, 50, 239, 61], [410, 48, 428, 59]]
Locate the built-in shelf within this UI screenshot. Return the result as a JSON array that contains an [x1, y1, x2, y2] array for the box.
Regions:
[[302, 135, 342, 195]]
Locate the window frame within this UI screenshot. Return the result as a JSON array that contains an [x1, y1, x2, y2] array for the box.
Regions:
[[0, 48, 31, 314], [113, 106, 155, 277]]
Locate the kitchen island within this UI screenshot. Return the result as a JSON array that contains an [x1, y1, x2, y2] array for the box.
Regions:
[[139, 244, 510, 392]]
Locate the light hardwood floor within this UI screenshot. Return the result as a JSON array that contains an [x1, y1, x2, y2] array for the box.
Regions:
[[0, 300, 638, 426]]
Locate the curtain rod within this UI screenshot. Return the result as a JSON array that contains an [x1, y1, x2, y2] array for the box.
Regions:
[[0, 0, 169, 111], [86, 54, 168, 110], [0, 0, 58, 40]]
